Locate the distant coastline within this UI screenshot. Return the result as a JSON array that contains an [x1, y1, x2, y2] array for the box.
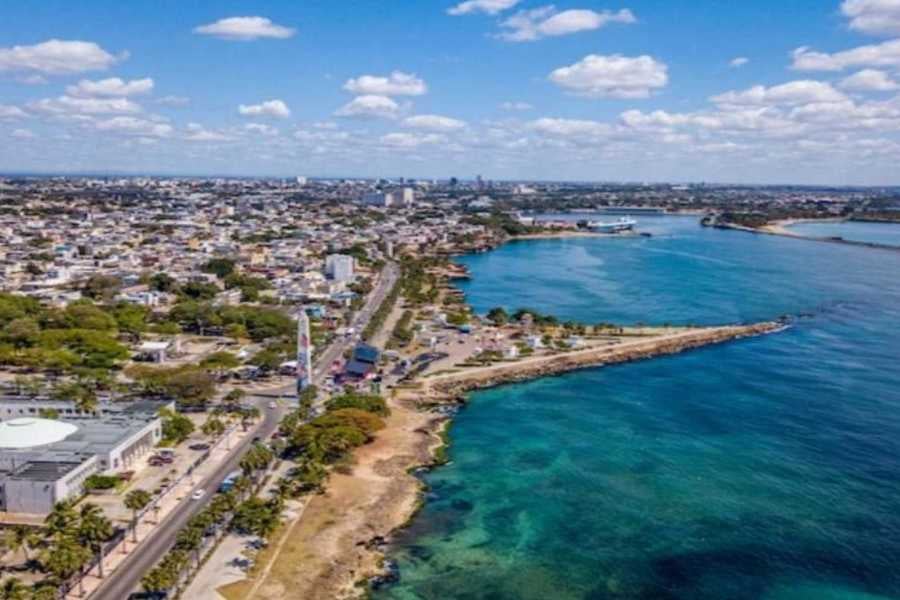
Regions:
[[707, 217, 900, 252]]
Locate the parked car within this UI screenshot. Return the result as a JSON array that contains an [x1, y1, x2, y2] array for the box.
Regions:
[[189, 443, 211, 451]]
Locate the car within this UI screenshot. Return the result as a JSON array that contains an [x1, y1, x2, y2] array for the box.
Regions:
[[191, 489, 206, 500], [268, 401, 277, 409], [189, 443, 211, 451]]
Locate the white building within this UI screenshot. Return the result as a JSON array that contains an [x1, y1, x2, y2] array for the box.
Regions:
[[0, 402, 165, 515], [325, 253, 355, 282], [361, 188, 415, 208]]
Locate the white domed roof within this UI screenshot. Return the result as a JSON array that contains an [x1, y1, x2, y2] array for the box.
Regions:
[[0, 418, 78, 449]]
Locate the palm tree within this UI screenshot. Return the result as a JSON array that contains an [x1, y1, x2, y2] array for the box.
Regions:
[[44, 501, 78, 536], [232, 476, 252, 502], [123, 489, 152, 543], [0, 578, 28, 600], [78, 503, 113, 578], [29, 583, 58, 600], [41, 534, 90, 596], [4, 526, 40, 566], [201, 416, 225, 438]]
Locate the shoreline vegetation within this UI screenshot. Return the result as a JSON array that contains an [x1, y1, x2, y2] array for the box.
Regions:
[[221, 229, 793, 600]]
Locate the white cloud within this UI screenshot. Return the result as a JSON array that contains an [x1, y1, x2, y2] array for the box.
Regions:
[[839, 68, 900, 91], [335, 95, 401, 119], [403, 114, 467, 131], [380, 132, 445, 148], [447, 0, 521, 16], [0, 39, 123, 75], [94, 116, 173, 137], [193, 16, 295, 41], [294, 128, 350, 143], [501, 101, 533, 111], [238, 99, 291, 119], [712, 80, 847, 106], [499, 7, 636, 42], [11, 128, 35, 139], [791, 39, 900, 71], [729, 57, 750, 68], [528, 117, 612, 138], [343, 71, 427, 96], [244, 123, 280, 136], [548, 54, 668, 99], [184, 123, 234, 142], [67, 77, 154, 97], [156, 95, 190, 107], [0, 105, 27, 120], [29, 95, 143, 115], [841, 0, 900, 36]]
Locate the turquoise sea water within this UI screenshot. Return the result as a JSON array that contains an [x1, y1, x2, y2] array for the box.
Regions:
[[788, 221, 900, 247], [377, 217, 900, 600]]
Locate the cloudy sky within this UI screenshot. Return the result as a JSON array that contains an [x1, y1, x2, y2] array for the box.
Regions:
[[1, 0, 900, 184]]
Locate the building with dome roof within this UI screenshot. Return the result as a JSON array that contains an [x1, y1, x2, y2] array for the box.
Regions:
[[0, 401, 165, 515]]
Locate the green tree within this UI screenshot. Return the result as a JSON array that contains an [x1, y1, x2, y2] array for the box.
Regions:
[[41, 534, 90, 593], [3, 318, 40, 348], [486, 306, 509, 326], [124, 489, 152, 543], [77, 503, 113, 578], [224, 389, 245, 405], [52, 380, 98, 414], [0, 577, 28, 600], [30, 584, 58, 600], [200, 351, 240, 374], [202, 257, 236, 279], [80, 275, 122, 302], [159, 409, 196, 444], [149, 272, 176, 293], [44, 501, 78, 536], [201, 416, 226, 438], [3, 526, 40, 564]]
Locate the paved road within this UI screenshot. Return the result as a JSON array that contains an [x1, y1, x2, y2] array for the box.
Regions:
[[94, 262, 398, 599], [255, 261, 399, 396], [91, 399, 284, 600]]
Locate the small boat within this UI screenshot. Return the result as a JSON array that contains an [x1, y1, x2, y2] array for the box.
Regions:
[[583, 217, 637, 233]]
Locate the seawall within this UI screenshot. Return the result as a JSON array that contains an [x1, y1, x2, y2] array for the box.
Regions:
[[425, 322, 784, 401]]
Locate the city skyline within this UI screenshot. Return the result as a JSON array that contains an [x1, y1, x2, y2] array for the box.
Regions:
[[2, 1, 900, 184]]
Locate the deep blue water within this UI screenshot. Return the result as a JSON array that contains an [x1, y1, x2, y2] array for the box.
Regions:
[[377, 216, 900, 600], [788, 221, 900, 248]]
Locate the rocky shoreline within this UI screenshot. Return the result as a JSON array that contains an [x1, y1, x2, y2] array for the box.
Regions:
[[424, 322, 785, 402], [363, 321, 787, 594]]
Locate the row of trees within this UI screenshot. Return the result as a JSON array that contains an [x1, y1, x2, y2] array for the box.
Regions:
[[0, 500, 119, 598]]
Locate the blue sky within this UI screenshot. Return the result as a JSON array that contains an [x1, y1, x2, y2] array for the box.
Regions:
[[1, 0, 900, 184]]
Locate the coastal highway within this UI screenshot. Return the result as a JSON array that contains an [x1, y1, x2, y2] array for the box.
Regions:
[[92, 262, 398, 599], [91, 398, 285, 600]]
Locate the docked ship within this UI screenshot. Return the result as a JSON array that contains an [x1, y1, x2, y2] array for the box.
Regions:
[[580, 217, 637, 233]]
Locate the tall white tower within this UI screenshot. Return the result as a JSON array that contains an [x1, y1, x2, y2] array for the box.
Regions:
[[296, 309, 313, 392]]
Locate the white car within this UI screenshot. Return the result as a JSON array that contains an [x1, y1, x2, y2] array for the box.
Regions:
[[268, 401, 277, 409], [191, 489, 206, 500]]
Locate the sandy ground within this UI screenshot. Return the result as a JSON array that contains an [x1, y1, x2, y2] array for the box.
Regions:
[[757, 218, 845, 236], [218, 396, 444, 600]]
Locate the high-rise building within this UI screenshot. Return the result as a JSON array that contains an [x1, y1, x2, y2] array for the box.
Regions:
[[296, 309, 313, 392], [396, 187, 415, 207], [325, 253, 355, 282]]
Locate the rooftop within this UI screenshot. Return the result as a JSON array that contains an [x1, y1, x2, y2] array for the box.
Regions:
[[0, 418, 79, 449]]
